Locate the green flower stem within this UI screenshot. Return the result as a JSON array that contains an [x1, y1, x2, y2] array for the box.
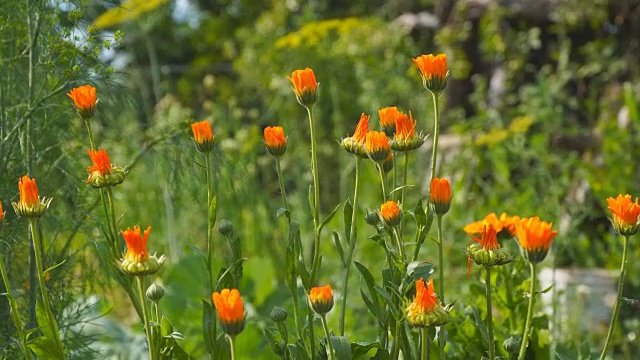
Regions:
[[204, 153, 215, 292], [339, 157, 362, 336], [290, 279, 304, 342], [83, 119, 96, 150], [435, 215, 445, 358], [0, 254, 32, 360], [429, 92, 440, 183], [228, 334, 237, 360], [136, 276, 155, 360], [105, 187, 121, 252], [600, 235, 631, 359], [401, 152, 409, 207], [308, 310, 317, 360], [393, 228, 406, 263], [306, 106, 322, 283], [518, 262, 538, 360], [391, 321, 402, 360], [377, 163, 389, 201], [275, 157, 291, 223], [320, 314, 335, 360], [485, 266, 495, 360], [29, 218, 63, 351], [504, 267, 518, 332], [421, 327, 429, 360]]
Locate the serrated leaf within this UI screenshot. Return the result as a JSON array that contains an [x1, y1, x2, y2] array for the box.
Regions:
[[405, 261, 433, 286], [333, 231, 346, 267]]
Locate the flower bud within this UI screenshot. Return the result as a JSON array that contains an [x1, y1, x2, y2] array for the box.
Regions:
[[146, 283, 165, 302], [309, 285, 334, 315], [219, 219, 234, 236], [270, 306, 288, 323]]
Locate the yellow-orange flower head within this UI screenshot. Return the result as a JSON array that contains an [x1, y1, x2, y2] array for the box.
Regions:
[[120, 226, 165, 276], [191, 120, 215, 153], [87, 149, 125, 188], [412, 53, 448, 93], [378, 106, 401, 136], [12, 175, 52, 218], [515, 217, 558, 264], [67, 85, 97, 120], [429, 178, 452, 215], [467, 224, 512, 274], [340, 113, 370, 157], [464, 213, 520, 237], [288, 68, 318, 108], [264, 126, 287, 157], [380, 200, 402, 227], [309, 285, 334, 315], [391, 111, 425, 152], [405, 278, 449, 328], [607, 194, 640, 236], [365, 131, 390, 162], [212, 288, 246, 336]]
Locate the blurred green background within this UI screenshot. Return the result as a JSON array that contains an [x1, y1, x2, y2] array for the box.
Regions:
[[2, 0, 640, 358]]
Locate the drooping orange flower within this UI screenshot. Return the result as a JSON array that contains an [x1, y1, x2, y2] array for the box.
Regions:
[[405, 278, 449, 327], [515, 217, 558, 263], [67, 85, 97, 119], [191, 120, 215, 153], [412, 54, 448, 92], [607, 194, 640, 236], [380, 200, 402, 227], [264, 126, 287, 157], [429, 178, 452, 215], [365, 131, 390, 162], [378, 106, 401, 135], [309, 285, 334, 315], [288, 68, 318, 107], [121, 225, 150, 263], [212, 288, 246, 335], [87, 149, 113, 182], [12, 175, 51, 218]]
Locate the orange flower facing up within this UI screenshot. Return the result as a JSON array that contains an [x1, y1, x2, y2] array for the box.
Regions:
[[288, 68, 318, 108], [378, 106, 401, 137], [405, 278, 449, 328], [464, 213, 520, 237], [120, 226, 165, 276], [412, 53, 448, 93], [365, 131, 390, 162], [380, 200, 402, 227], [467, 224, 512, 275], [429, 178, 452, 215], [515, 217, 558, 264], [264, 126, 287, 157], [12, 175, 52, 218], [607, 194, 640, 236], [340, 113, 370, 157], [67, 85, 97, 120], [309, 285, 334, 315], [191, 120, 215, 153], [212, 288, 246, 336], [87, 149, 125, 188], [391, 111, 425, 152]]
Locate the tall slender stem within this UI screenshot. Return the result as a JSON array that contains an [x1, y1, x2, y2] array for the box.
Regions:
[[600, 235, 630, 359], [105, 187, 120, 251], [339, 157, 361, 336], [436, 215, 445, 358], [376, 163, 389, 201], [308, 310, 317, 360], [400, 152, 409, 207], [393, 228, 405, 263], [321, 315, 335, 360], [485, 266, 495, 360], [429, 92, 440, 183], [306, 106, 322, 283], [275, 157, 291, 223], [0, 253, 33, 360], [136, 276, 155, 360], [228, 335, 237, 360], [518, 262, 538, 360], [84, 119, 96, 150], [204, 153, 215, 292], [421, 327, 429, 360]]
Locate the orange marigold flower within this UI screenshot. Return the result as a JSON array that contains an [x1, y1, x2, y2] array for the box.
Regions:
[[378, 106, 401, 136], [391, 111, 424, 151], [464, 212, 520, 236], [213, 288, 246, 336], [340, 113, 370, 157], [471, 223, 499, 251], [309, 285, 334, 315], [467, 224, 510, 276], [67, 85, 97, 120], [380, 200, 402, 227], [288, 68, 318, 107], [365, 131, 390, 162], [87, 149, 125, 188], [405, 278, 449, 328], [429, 178, 452, 215], [191, 120, 215, 153], [12, 175, 51, 218], [515, 217, 558, 264], [264, 126, 287, 157], [607, 194, 640, 236], [412, 53, 448, 92], [120, 225, 165, 276]]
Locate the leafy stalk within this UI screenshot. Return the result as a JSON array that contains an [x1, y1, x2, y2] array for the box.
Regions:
[[0, 253, 33, 360], [136, 276, 155, 360], [600, 235, 630, 359], [518, 262, 538, 360]]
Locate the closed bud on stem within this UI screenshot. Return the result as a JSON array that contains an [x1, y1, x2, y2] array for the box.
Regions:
[[146, 283, 165, 302], [429, 178, 452, 216], [264, 126, 287, 157], [219, 219, 234, 236], [213, 288, 246, 336], [270, 306, 288, 323], [380, 201, 402, 227], [191, 120, 215, 154], [288, 68, 318, 108], [67, 85, 97, 120]]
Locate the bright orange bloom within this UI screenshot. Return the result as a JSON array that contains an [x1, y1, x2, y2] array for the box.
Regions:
[[341, 113, 370, 157], [429, 178, 452, 215], [380, 200, 402, 227], [121, 225, 150, 263], [405, 278, 449, 327], [19, 175, 40, 208], [378, 106, 401, 134], [515, 217, 558, 263], [67, 85, 97, 119], [87, 149, 113, 182], [309, 285, 334, 315], [365, 131, 390, 162], [353, 113, 370, 143], [0, 200, 4, 222], [212, 288, 245, 335], [394, 111, 417, 141], [412, 54, 448, 92], [470, 224, 499, 251], [191, 120, 214, 153], [288, 68, 318, 107], [464, 212, 520, 236], [264, 126, 287, 157], [607, 194, 640, 236]]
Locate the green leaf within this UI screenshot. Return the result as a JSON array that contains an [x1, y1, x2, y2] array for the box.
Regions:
[[276, 207, 290, 218], [318, 203, 341, 233], [28, 336, 64, 360], [354, 262, 379, 310], [209, 195, 217, 226], [201, 300, 215, 354], [333, 231, 346, 267], [372, 348, 391, 360], [374, 284, 401, 318], [289, 341, 311, 360], [43, 259, 66, 275], [330, 336, 351, 360], [35, 297, 60, 346], [308, 185, 314, 216], [405, 261, 433, 286], [161, 316, 174, 337], [351, 341, 381, 359], [343, 198, 353, 242]]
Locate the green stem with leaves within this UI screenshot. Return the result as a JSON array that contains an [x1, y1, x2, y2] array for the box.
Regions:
[[485, 266, 495, 360], [0, 253, 32, 360], [518, 262, 538, 360], [306, 106, 322, 283], [321, 314, 335, 360], [429, 92, 440, 183], [600, 235, 630, 359], [204, 153, 215, 292], [136, 276, 155, 360]]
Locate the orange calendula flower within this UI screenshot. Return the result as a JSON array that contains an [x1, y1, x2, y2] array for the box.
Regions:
[[12, 175, 52, 218], [412, 53, 448, 93], [464, 212, 520, 236], [380, 200, 402, 227], [340, 113, 370, 157], [607, 194, 640, 236], [515, 217, 558, 264], [264, 126, 287, 157], [67, 85, 97, 120], [378, 106, 401, 136], [429, 178, 452, 215], [391, 111, 425, 151], [191, 120, 215, 153], [309, 285, 334, 315], [87, 149, 125, 188], [365, 131, 390, 162], [212, 288, 246, 336], [405, 278, 449, 328], [467, 224, 512, 276], [288, 68, 318, 107], [120, 226, 165, 276]]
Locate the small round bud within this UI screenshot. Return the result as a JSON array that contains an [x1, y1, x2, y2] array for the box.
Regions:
[[270, 306, 288, 323], [146, 283, 165, 302], [365, 210, 380, 226], [219, 219, 234, 236], [503, 335, 521, 354]]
